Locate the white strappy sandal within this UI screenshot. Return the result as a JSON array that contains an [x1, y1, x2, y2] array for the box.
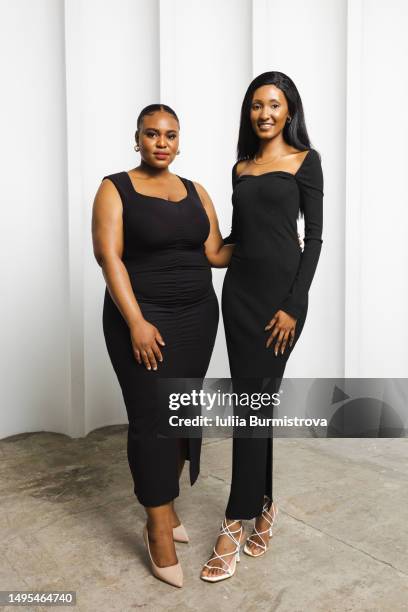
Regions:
[[200, 518, 245, 583], [244, 496, 278, 557]]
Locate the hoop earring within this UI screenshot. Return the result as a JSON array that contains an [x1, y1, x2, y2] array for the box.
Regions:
[[176, 150, 180, 155], [134, 144, 140, 152], [286, 117, 292, 124]]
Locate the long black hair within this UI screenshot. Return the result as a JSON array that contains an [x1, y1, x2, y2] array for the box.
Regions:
[[135, 104, 179, 138], [237, 71, 311, 161]]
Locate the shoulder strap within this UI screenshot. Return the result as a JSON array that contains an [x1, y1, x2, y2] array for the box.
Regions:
[[183, 177, 209, 209], [102, 171, 129, 189], [177, 175, 192, 195], [102, 172, 133, 203]]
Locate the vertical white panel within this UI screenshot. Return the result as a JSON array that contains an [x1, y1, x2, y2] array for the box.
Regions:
[[64, 0, 85, 436], [345, 0, 363, 377], [358, 0, 408, 376], [2, 0, 406, 441], [159, 0, 253, 377], [0, 0, 70, 438], [159, 0, 177, 101], [251, 0, 347, 377], [82, 0, 160, 434], [252, 0, 269, 76]]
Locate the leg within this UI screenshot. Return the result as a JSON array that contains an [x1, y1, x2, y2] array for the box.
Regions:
[[226, 436, 272, 519], [200, 518, 246, 581], [244, 493, 279, 557], [145, 502, 178, 567], [227, 376, 279, 556], [245, 436, 276, 555], [177, 438, 188, 478], [170, 439, 188, 529], [201, 378, 277, 577], [226, 375, 278, 518], [127, 426, 180, 507]]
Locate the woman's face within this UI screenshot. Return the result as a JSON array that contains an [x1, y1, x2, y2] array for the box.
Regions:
[[136, 111, 180, 168], [250, 84, 290, 142]]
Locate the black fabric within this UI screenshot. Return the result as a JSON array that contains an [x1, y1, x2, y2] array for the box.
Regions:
[[102, 172, 219, 507], [222, 149, 324, 518]]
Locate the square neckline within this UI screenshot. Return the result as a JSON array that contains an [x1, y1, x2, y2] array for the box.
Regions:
[[124, 171, 189, 204], [236, 149, 312, 180]]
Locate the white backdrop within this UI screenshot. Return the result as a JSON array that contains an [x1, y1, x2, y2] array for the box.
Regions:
[[1, 0, 407, 439]]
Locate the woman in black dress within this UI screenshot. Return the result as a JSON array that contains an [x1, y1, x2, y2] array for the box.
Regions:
[[199, 72, 324, 581], [92, 104, 219, 588]]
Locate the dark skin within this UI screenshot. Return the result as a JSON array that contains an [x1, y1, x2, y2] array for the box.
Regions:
[[243, 83, 310, 357], [92, 111, 196, 569], [92, 106, 307, 574], [93, 111, 234, 371], [91, 110, 237, 570], [201, 84, 310, 577]]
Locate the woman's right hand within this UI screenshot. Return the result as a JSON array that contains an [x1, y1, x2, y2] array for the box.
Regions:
[[129, 319, 165, 370]]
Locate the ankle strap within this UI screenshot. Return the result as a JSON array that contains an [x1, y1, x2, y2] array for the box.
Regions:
[[220, 518, 242, 547], [262, 497, 277, 526]]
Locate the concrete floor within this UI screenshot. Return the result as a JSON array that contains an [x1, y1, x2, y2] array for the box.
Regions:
[[1, 428, 408, 612]]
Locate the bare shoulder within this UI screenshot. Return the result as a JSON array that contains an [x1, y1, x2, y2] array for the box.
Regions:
[[93, 177, 122, 217], [236, 160, 250, 177], [288, 147, 311, 161], [292, 148, 321, 169], [193, 180, 212, 201], [283, 148, 317, 174], [98, 176, 121, 196], [193, 181, 217, 215]]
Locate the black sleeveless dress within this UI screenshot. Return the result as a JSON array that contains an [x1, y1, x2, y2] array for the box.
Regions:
[[101, 171, 219, 508], [221, 149, 324, 519]]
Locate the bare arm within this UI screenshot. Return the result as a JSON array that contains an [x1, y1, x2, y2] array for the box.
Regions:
[[92, 179, 165, 370], [193, 181, 235, 268], [92, 179, 144, 326]]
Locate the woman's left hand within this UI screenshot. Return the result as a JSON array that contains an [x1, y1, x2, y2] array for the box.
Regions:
[[265, 310, 297, 356]]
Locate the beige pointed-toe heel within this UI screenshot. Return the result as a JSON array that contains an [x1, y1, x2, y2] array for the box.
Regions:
[[173, 523, 189, 543], [143, 525, 183, 588]]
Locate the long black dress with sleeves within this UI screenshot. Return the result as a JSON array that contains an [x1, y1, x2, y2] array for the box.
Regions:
[[222, 148, 323, 376], [221, 148, 324, 518]]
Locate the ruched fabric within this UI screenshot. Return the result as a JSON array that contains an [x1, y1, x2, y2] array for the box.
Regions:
[[102, 172, 219, 507]]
